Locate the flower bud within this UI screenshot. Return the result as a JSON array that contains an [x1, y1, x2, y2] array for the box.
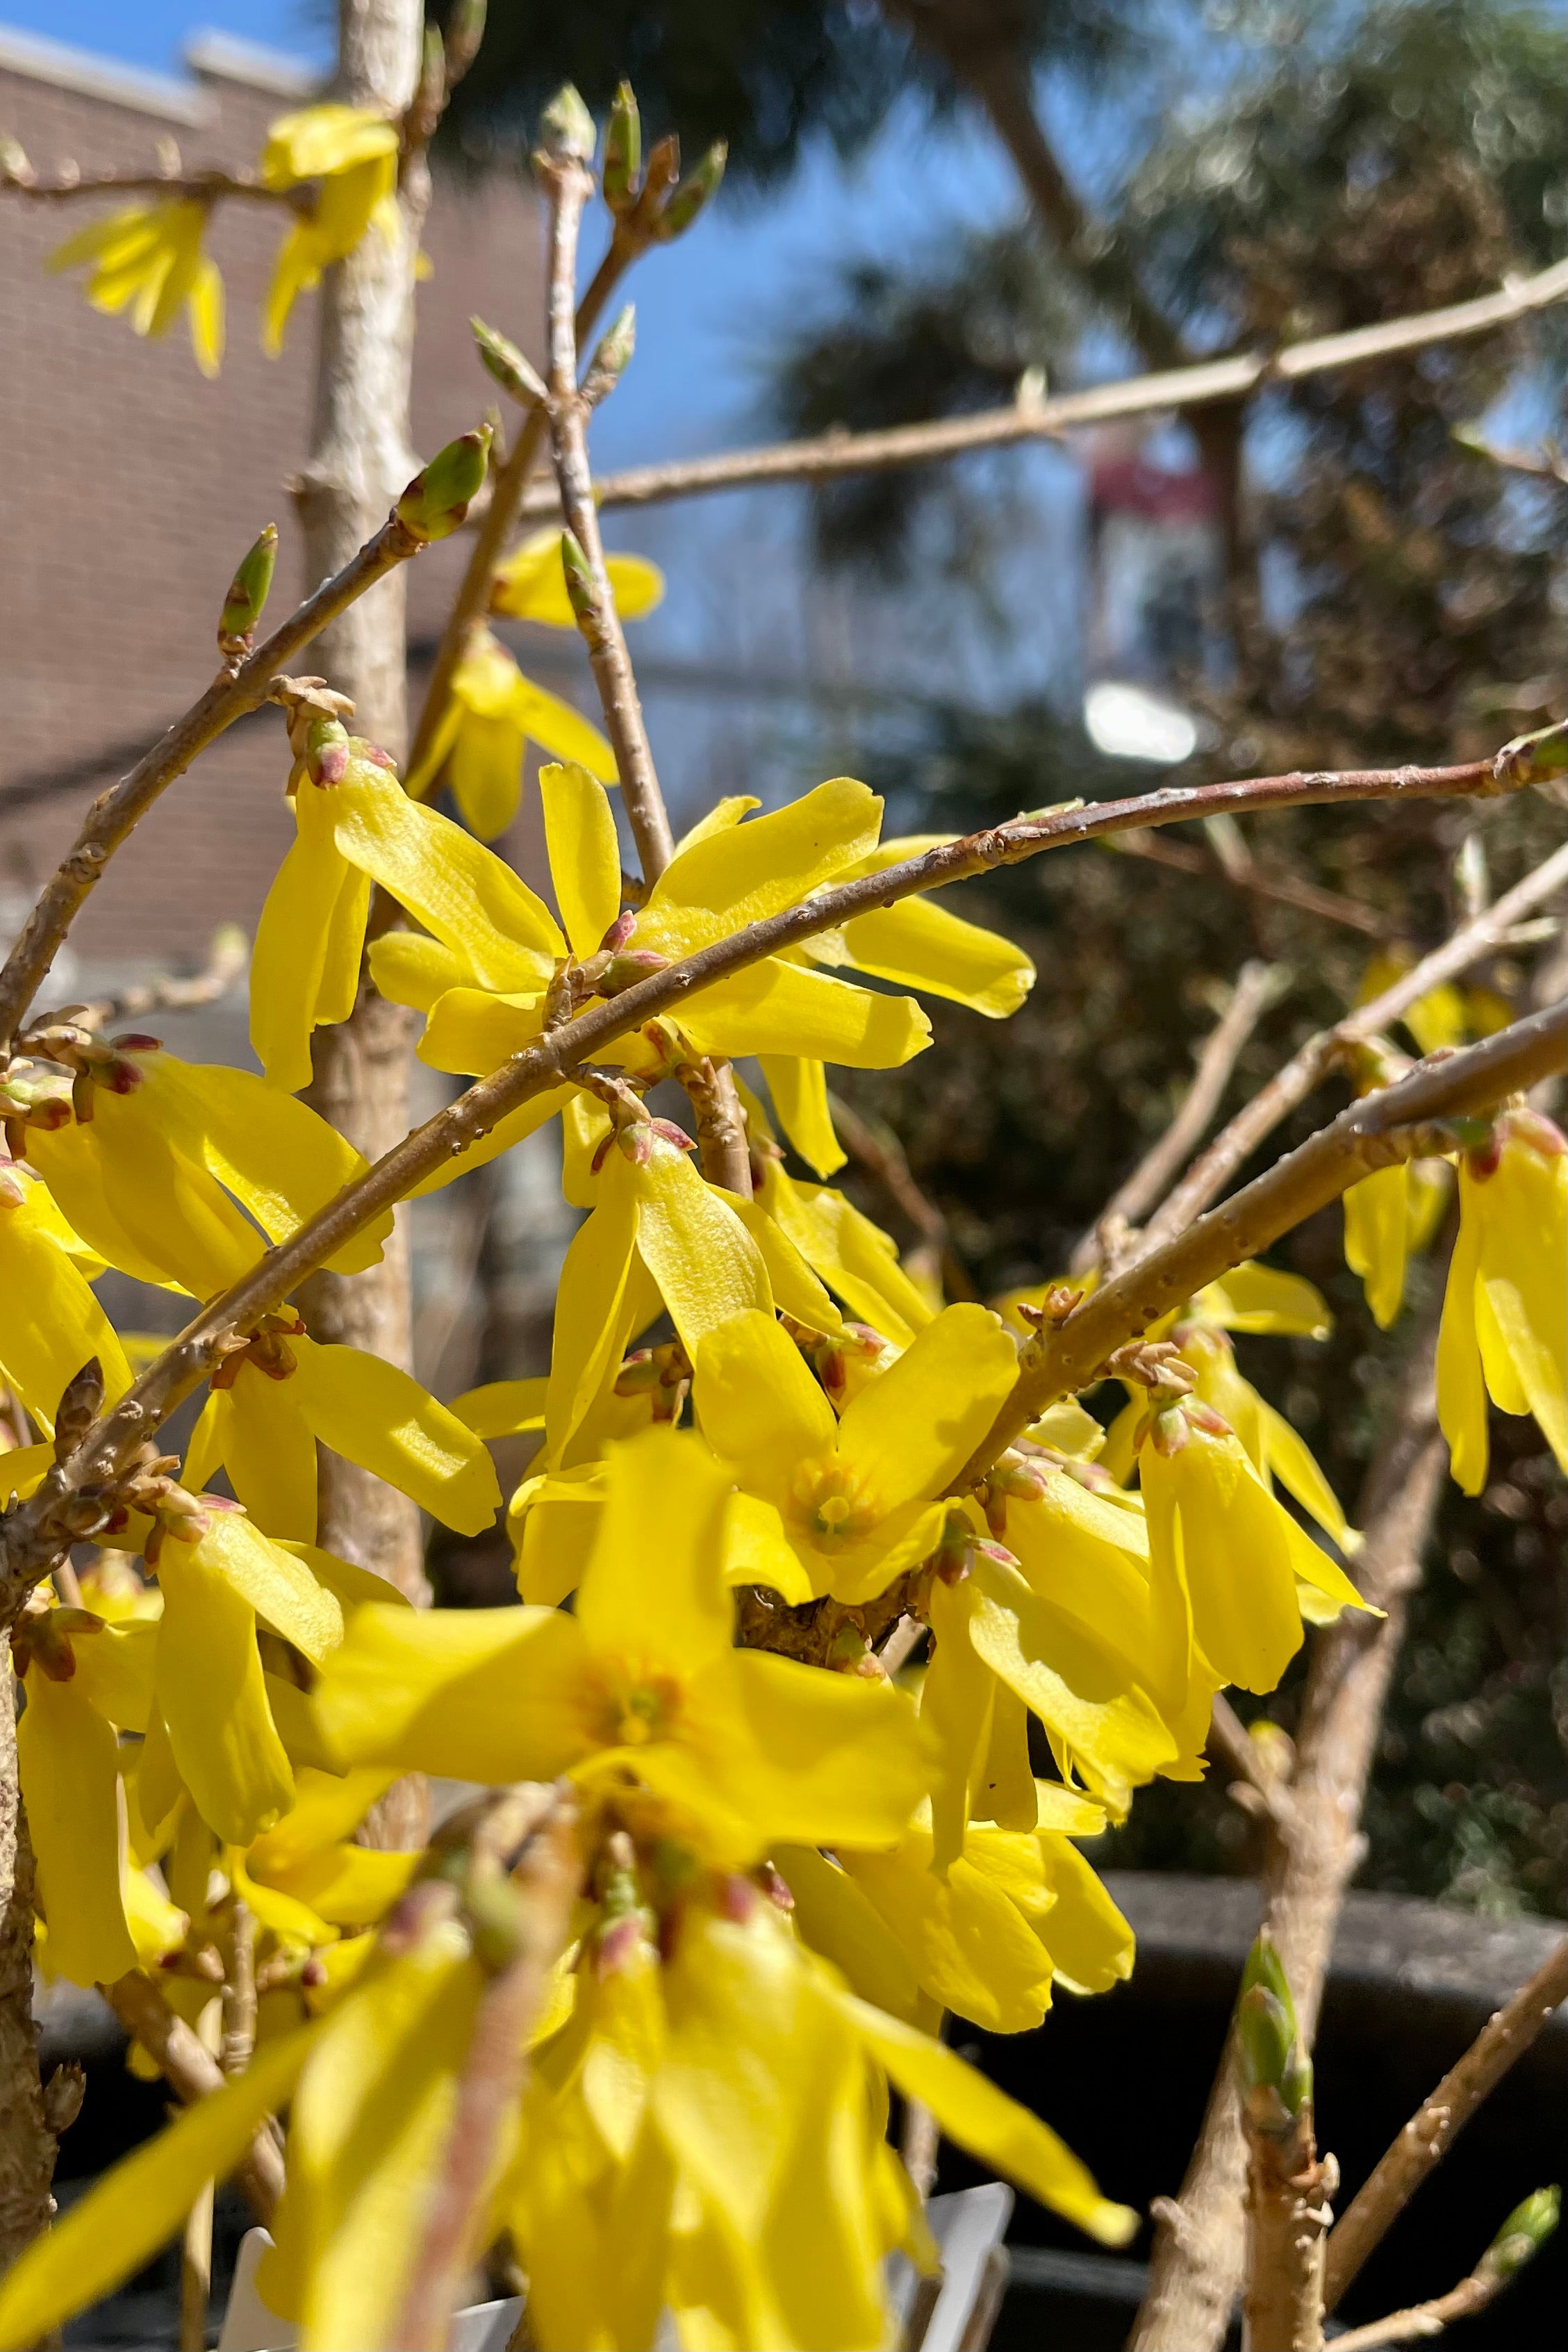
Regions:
[[602, 81, 641, 212], [217, 523, 279, 659], [1236, 1931, 1312, 2122], [1494, 718, 1567, 790], [597, 946, 669, 995], [654, 141, 727, 241], [471, 316, 547, 409], [53, 1357, 105, 1464], [537, 83, 596, 168], [396, 425, 493, 542], [443, 0, 488, 80]]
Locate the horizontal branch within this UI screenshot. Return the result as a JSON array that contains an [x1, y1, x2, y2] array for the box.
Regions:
[[0, 744, 1546, 1607], [950, 1002, 1567, 1487], [1323, 1939, 1567, 2312], [515, 261, 1568, 520], [0, 513, 423, 1056], [1, 166, 297, 208], [1137, 839, 1568, 1253]]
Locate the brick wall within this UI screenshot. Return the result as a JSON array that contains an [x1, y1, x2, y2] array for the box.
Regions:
[[0, 28, 547, 982]]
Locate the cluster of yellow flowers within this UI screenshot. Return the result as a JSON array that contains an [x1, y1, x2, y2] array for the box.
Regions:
[[3, 646, 1561, 2346], [47, 104, 404, 378]]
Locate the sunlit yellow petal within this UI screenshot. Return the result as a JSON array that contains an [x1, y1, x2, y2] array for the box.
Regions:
[[313, 1602, 586, 1779], [17, 1670, 137, 1987], [837, 1303, 1018, 1508], [156, 1539, 295, 1844], [759, 1053, 846, 1176], [1343, 1165, 1410, 1329], [576, 1426, 734, 1673], [640, 777, 882, 957], [540, 760, 623, 955], [680, 959, 932, 1069], [288, 1335, 501, 1536]]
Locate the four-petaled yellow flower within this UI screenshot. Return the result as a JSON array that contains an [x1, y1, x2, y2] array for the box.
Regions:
[[49, 199, 224, 377], [261, 104, 400, 355], [406, 630, 619, 841]]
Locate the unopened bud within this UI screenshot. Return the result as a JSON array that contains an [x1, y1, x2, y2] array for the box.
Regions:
[[559, 529, 596, 624], [655, 141, 726, 240], [602, 81, 641, 211], [396, 425, 493, 542], [1483, 2185, 1560, 2280], [443, 0, 488, 82], [597, 946, 668, 995], [0, 1062, 74, 1126], [1494, 718, 1567, 790], [53, 1358, 105, 1464], [471, 317, 547, 408], [581, 304, 636, 406], [303, 717, 351, 787], [1237, 1932, 1312, 2121], [537, 83, 596, 168], [217, 523, 278, 658]]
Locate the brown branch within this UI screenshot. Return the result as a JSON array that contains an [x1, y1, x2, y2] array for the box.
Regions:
[[1205, 1693, 1291, 1830], [951, 1005, 1564, 1490], [1242, 2091, 1337, 2352], [388, 1786, 582, 2352], [1, 759, 1551, 1613], [1328, 2226, 1547, 2351], [1323, 1941, 1568, 2314], [1110, 827, 1392, 938], [1073, 960, 1282, 1272], [0, 513, 424, 1055], [100, 1972, 283, 2222], [220, 1900, 258, 2082], [1, 165, 297, 207], [1137, 839, 1568, 1254], [1130, 1287, 1451, 2351], [514, 263, 1568, 523]]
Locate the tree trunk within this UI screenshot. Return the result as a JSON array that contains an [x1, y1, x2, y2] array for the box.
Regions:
[[0, 1645, 55, 2271], [295, 0, 430, 1607]]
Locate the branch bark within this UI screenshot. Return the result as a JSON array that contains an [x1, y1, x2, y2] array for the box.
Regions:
[[295, 0, 431, 1608], [0, 1646, 54, 2273], [1128, 1285, 1452, 2352], [1323, 1941, 1567, 2314], [513, 264, 1568, 524], [100, 1970, 284, 2221]]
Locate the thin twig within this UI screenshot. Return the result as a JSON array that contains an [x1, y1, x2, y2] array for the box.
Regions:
[[1137, 840, 1568, 1253], [513, 263, 1568, 523], [1323, 1941, 1567, 2312], [59, 926, 249, 1034], [99, 1972, 283, 2221], [1, 165, 297, 206], [0, 513, 424, 1055], [220, 1901, 258, 2082], [1, 786, 1558, 1609], [1328, 2235, 1543, 2351], [388, 1786, 582, 2352], [1110, 828, 1392, 937], [877, 1615, 928, 1677], [1205, 1693, 1291, 1829], [1074, 960, 1281, 1271]]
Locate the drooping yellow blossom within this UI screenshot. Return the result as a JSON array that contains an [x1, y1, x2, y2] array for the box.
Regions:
[[1437, 1108, 1567, 1492], [1134, 1381, 1369, 1713], [695, 1304, 1019, 1604], [261, 104, 400, 355], [185, 1317, 499, 1543], [49, 199, 223, 377], [406, 631, 618, 841], [1355, 945, 1511, 1058], [1342, 1155, 1452, 1328], [492, 523, 665, 627], [315, 1426, 925, 1867], [0, 1158, 131, 1429], [1166, 1316, 1358, 1556], [23, 1039, 388, 1297]]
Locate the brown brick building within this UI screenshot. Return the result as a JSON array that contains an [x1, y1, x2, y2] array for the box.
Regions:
[[1, 22, 548, 992]]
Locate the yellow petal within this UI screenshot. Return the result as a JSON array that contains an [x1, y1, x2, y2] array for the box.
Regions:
[[641, 777, 883, 957], [156, 1540, 295, 1845], [1437, 1199, 1489, 1495], [965, 1553, 1178, 1790], [545, 1146, 641, 1465], [449, 707, 523, 841], [575, 1426, 734, 1674], [836, 1303, 1018, 1508], [680, 959, 932, 1070], [365, 929, 475, 1013], [764, 1170, 934, 1346], [513, 673, 617, 782], [1257, 1399, 1357, 1552], [844, 1839, 1055, 2032], [1474, 1140, 1568, 1470], [674, 793, 761, 852], [773, 1845, 920, 2021], [249, 787, 356, 1094], [31, 1101, 261, 1300], [722, 1491, 817, 1606], [67, 1618, 159, 1735], [0, 1199, 133, 1430], [834, 894, 1034, 1018], [261, 103, 399, 186], [540, 760, 623, 955], [190, 1373, 319, 1543], [759, 1053, 846, 1176], [17, 1670, 138, 1987], [717, 1190, 846, 1334], [0, 2025, 317, 2351], [1191, 1261, 1332, 1339], [828, 1985, 1138, 2244], [695, 1308, 837, 1486], [313, 1602, 586, 1778], [631, 1139, 774, 1357], [922, 1570, 998, 1866], [193, 1508, 343, 1663], [450, 1376, 548, 1438], [288, 1335, 501, 1536], [1343, 1166, 1410, 1329], [704, 1650, 925, 1850]]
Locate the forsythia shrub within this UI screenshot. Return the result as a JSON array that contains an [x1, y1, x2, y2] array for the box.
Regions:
[[1, 74, 1564, 2352]]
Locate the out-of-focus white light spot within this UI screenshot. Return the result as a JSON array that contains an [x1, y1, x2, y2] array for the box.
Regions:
[[1083, 680, 1199, 766]]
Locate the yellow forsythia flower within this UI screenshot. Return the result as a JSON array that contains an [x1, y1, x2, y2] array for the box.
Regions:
[[1437, 1108, 1567, 1492], [407, 632, 618, 841], [490, 523, 664, 628], [49, 199, 224, 377], [260, 104, 399, 354], [0, 1160, 131, 1429], [316, 1425, 924, 1864]]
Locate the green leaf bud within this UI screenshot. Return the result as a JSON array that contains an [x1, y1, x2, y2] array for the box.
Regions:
[[1494, 718, 1567, 788], [217, 523, 279, 657], [559, 530, 597, 625], [1237, 1932, 1312, 2116], [1483, 2185, 1560, 2280], [470, 316, 547, 408], [538, 83, 595, 168], [655, 141, 727, 242], [396, 425, 493, 541], [581, 305, 636, 406], [602, 81, 641, 212], [443, 0, 488, 82]]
